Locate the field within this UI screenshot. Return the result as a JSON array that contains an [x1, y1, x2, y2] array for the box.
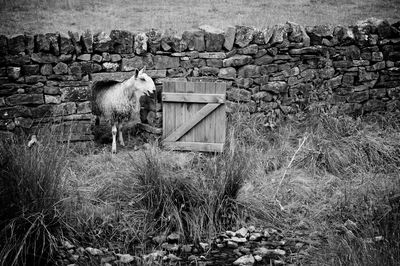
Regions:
[[1, 109, 400, 265], [0, 0, 400, 35]]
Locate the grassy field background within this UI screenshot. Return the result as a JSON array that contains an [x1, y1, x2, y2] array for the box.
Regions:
[[0, 0, 400, 35]]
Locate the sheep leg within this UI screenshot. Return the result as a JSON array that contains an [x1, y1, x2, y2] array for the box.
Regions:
[[111, 123, 117, 154], [118, 123, 125, 146]]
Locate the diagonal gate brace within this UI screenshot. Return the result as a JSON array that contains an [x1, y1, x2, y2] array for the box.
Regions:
[[163, 103, 221, 142]]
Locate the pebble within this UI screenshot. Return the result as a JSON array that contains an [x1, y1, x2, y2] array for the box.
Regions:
[[199, 242, 210, 251], [116, 253, 135, 263], [233, 254, 255, 265], [227, 240, 239, 248], [235, 227, 249, 238], [231, 236, 247, 243], [85, 247, 103, 256]]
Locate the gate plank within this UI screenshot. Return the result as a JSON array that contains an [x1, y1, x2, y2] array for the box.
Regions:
[[215, 82, 226, 143], [162, 93, 225, 103], [163, 141, 224, 152], [164, 103, 221, 142]]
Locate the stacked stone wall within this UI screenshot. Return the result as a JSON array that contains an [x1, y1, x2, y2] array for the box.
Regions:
[[1, 18, 400, 140]]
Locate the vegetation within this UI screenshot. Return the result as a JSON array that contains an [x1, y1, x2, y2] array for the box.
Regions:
[[1, 0, 400, 35], [1, 108, 399, 265], [0, 133, 69, 266]]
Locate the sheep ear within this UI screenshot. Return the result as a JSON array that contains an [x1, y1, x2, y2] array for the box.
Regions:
[[133, 68, 139, 78], [138, 66, 146, 75]]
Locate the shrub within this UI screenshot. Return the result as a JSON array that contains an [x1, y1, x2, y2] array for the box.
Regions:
[[0, 134, 68, 266]]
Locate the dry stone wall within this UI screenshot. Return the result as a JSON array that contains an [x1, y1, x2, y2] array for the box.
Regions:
[[1, 18, 400, 141]]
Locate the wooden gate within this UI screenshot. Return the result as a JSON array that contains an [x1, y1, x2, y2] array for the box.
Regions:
[[162, 81, 226, 152]]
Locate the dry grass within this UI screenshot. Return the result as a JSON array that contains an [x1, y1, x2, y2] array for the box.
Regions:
[[0, 0, 399, 35], [2, 109, 399, 264]]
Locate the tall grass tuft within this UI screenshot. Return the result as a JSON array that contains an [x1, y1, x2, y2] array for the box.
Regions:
[[131, 141, 251, 243], [0, 133, 69, 266]]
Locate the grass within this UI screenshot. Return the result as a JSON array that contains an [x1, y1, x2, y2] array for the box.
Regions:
[[0, 132, 70, 266], [0, 0, 399, 35], [1, 108, 399, 265]]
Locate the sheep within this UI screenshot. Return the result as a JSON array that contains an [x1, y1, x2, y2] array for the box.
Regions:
[[92, 67, 156, 153]]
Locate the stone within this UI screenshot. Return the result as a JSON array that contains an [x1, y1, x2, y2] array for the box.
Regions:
[[25, 75, 46, 84], [161, 243, 179, 252], [359, 68, 379, 82], [134, 32, 148, 55], [103, 62, 119, 72], [59, 32, 74, 54], [235, 78, 253, 88], [77, 54, 91, 61], [93, 32, 111, 52], [182, 31, 195, 51], [235, 227, 248, 238], [14, 117, 33, 128], [76, 101, 91, 114], [5, 54, 31, 66], [167, 232, 180, 242], [254, 54, 274, 65], [8, 34, 25, 54], [47, 33, 60, 55], [110, 54, 122, 62], [85, 247, 103, 256], [254, 247, 286, 257], [227, 88, 251, 102], [116, 253, 134, 263], [121, 57, 144, 71], [0, 35, 7, 55], [91, 54, 102, 63], [147, 29, 162, 53], [31, 53, 58, 64], [200, 25, 224, 52], [69, 62, 82, 79], [68, 31, 82, 54], [335, 26, 355, 44], [61, 86, 91, 102], [231, 236, 247, 243], [154, 55, 179, 69], [44, 86, 60, 95], [235, 26, 255, 48], [218, 67, 236, 80], [199, 242, 209, 251], [271, 24, 287, 45], [40, 64, 53, 76], [371, 52, 383, 62], [223, 55, 253, 67], [170, 35, 188, 52], [233, 255, 255, 266], [7, 67, 21, 80], [52, 102, 76, 116], [166, 254, 181, 262], [224, 26, 236, 51], [226, 241, 239, 249], [307, 25, 334, 42], [287, 21, 304, 43], [199, 66, 219, 76], [238, 44, 258, 55], [193, 30, 205, 52], [81, 30, 93, 53], [53, 62, 68, 75], [35, 33, 50, 52], [261, 82, 288, 94], [238, 65, 260, 78], [110, 30, 133, 54], [252, 28, 265, 44], [347, 90, 369, 103], [249, 232, 263, 241], [45, 95, 61, 104], [206, 59, 223, 68], [199, 52, 226, 59]]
